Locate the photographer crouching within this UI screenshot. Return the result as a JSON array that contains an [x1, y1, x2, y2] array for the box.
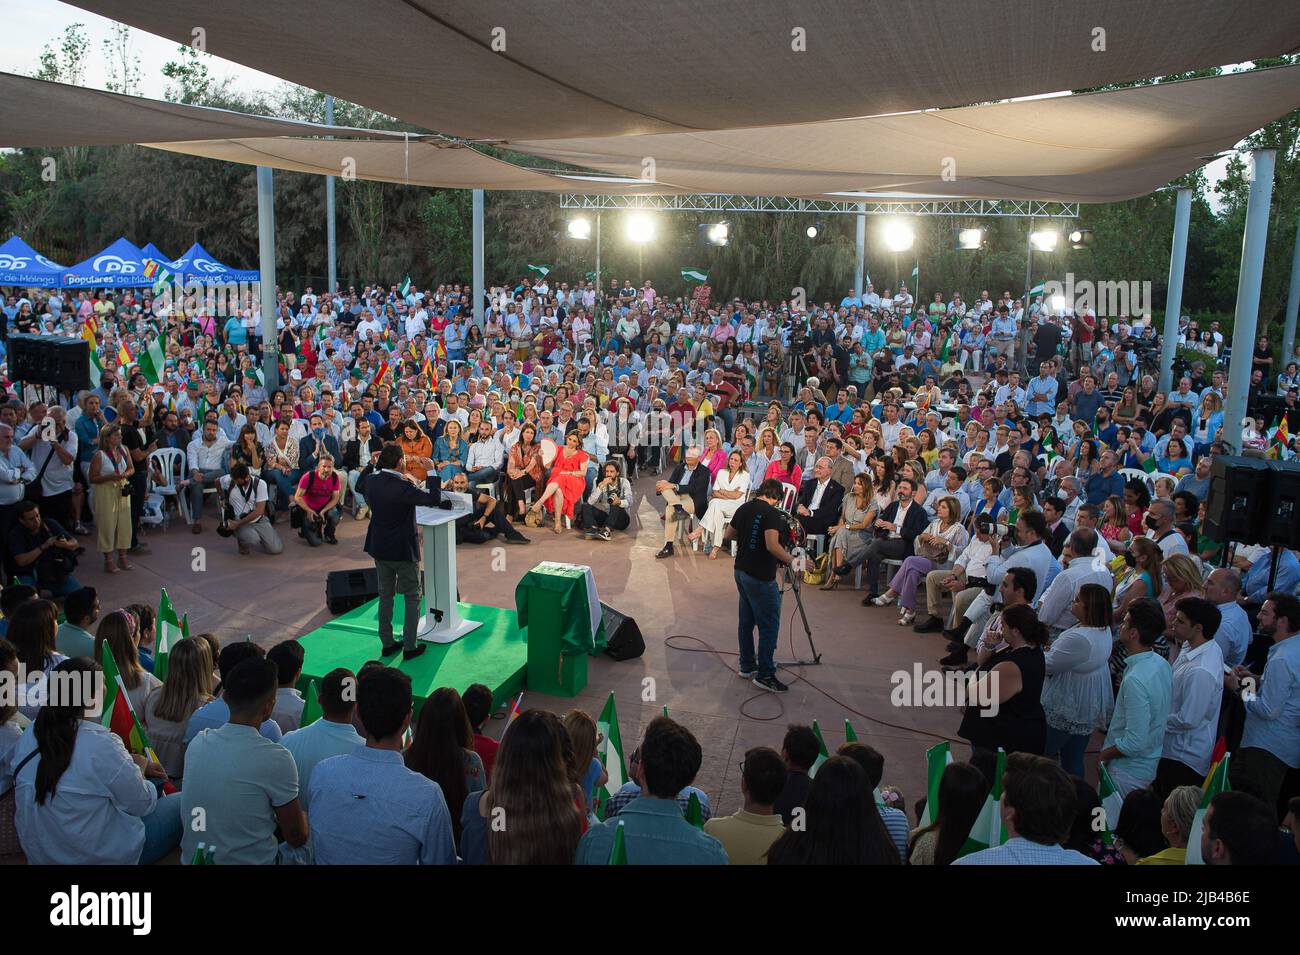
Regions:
[[7, 500, 82, 599], [217, 463, 282, 556]]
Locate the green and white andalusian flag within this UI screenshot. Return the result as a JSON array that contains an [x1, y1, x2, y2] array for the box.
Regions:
[[608, 819, 628, 865], [809, 719, 831, 778], [680, 268, 708, 283], [593, 691, 627, 821], [959, 748, 1007, 856], [684, 791, 705, 829], [153, 589, 185, 682], [844, 719, 858, 744], [1098, 761, 1125, 846], [398, 275, 412, 297], [88, 347, 105, 388], [137, 336, 167, 386], [1028, 281, 1046, 299], [917, 740, 953, 827], [300, 680, 322, 729], [526, 264, 551, 278], [1185, 753, 1231, 865]]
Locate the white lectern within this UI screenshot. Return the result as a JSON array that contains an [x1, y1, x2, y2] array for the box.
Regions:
[[415, 493, 482, 643]]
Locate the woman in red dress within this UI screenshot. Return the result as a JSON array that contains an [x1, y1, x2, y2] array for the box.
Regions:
[[527, 431, 589, 534]]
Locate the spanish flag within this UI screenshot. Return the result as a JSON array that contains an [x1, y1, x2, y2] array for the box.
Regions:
[[117, 341, 133, 367]]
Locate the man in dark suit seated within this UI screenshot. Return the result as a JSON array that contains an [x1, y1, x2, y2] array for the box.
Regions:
[[1042, 496, 1070, 558], [355, 443, 446, 660], [654, 445, 711, 559], [795, 456, 844, 538], [857, 477, 929, 604]]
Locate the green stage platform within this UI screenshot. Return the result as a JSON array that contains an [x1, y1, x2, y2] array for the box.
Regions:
[[296, 597, 528, 712]]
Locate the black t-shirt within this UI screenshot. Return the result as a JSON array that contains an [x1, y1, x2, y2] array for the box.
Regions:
[[121, 421, 156, 464], [731, 498, 785, 581]]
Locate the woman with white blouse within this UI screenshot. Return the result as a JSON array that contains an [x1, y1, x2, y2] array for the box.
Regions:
[[3, 658, 182, 864], [686, 450, 750, 558], [1041, 584, 1116, 779]]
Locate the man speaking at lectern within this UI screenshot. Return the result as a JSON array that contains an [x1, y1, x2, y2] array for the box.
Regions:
[[357, 443, 449, 660]]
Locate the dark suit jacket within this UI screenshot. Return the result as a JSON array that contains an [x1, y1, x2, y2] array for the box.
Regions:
[[879, 498, 929, 555], [298, 433, 342, 473], [1046, 519, 1069, 558], [797, 478, 845, 533], [355, 468, 443, 562], [666, 461, 710, 518]]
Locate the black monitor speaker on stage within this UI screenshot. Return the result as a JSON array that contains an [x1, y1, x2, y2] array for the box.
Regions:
[[601, 602, 645, 661], [325, 567, 379, 615], [1204, 455, 1272, 545], [1264, 460, 1300, 549]]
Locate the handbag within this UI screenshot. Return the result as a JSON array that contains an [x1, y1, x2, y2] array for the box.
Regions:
[[802, 551, 830, 586]]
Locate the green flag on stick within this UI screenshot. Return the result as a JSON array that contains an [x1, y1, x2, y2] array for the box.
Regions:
[[300, 680, 322, 728], [608, 819, 628, 865]]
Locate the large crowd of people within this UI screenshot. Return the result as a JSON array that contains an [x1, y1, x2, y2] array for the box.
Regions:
[[0, 271, 1298, 864]]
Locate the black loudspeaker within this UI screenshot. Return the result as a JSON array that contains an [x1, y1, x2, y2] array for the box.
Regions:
[[601, 602, 645, 661], [7, 334, 42, 382], [51, 337, 90, 392], [6, 334, 88, 392], [1264, 460, 1300, 549], [325, 567, 379, 615], [1204, 456, 1272, 544]]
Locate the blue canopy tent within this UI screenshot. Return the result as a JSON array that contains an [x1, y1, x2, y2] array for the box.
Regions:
[[61, 237, 152, 288], [0, 236, 67, 288], [139, 242, 174, 267], [170, 242, 259, 283]]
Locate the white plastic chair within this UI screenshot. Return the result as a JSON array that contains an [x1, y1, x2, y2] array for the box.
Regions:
[[1119, 467, 1148, 485], [148, 447, 190, 524]]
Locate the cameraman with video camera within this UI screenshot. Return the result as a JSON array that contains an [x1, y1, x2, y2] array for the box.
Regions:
[[20, 405, 80, 534], [7, 499, 82, 598]]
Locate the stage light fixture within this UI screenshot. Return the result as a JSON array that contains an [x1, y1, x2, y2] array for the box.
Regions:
[[706, 222, 730, 246], [567, 218, 591, 240], [626, 213, 655, 243], [1029, 230, 1060, 253], [882, 220, 915, 253], [957, 228, 984, 250]]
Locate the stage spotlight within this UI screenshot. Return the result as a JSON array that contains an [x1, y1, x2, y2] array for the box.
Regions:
[[1051, 294, 1067, 311], [1068, 228, 1094, 249], [705, 222, 730, 246], [626, 213, 655, 243], [567, 218, 592, 240], [806, 221, 823, 239], [957, 228, 984, 250], [1029, 230, 1059, 253], [882, 220, 914, 253]]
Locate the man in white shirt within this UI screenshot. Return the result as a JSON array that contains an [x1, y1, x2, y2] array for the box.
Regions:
[[218, 463, 281, 555], [1143, 499, 1189, 557], [1037, 528, 1114, 635], [355, 309, 382, 342], [465, 420, 504, 486], [187, 421, 232, 534], [878, 403, 904, 451], [1155, 598, 1225, 795]]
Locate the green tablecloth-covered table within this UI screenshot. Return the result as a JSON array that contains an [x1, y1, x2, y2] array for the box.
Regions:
[[515, 562, 608, 697]]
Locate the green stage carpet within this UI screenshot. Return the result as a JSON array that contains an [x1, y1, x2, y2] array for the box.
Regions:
[[296, 597, 527, 711]]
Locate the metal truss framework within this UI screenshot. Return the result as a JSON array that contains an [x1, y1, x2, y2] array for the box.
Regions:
[[558, 194, 1081, 218]]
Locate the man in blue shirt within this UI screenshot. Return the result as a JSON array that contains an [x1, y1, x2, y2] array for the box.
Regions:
[[1084, 450, 1124, 504], [1204, 568, 1252, 668], [1024, 361, 1059, 417], [954, 753, 1097, 865], [1227, 592, 1300, 808], [577, 716, 727, 864], [1240, 545, 1300, 606], [309, 667, 456, 865]]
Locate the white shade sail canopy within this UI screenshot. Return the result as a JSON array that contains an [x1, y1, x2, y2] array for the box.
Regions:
[[64, 0, 1300, 139]]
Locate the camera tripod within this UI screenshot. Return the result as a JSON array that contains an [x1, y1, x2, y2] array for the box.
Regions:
[[776, 550, 822, 666]]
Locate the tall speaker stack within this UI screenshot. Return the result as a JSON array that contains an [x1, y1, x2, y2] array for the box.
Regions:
[[1204, 455, 1300, 549], [7, 334, 90, 393]]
